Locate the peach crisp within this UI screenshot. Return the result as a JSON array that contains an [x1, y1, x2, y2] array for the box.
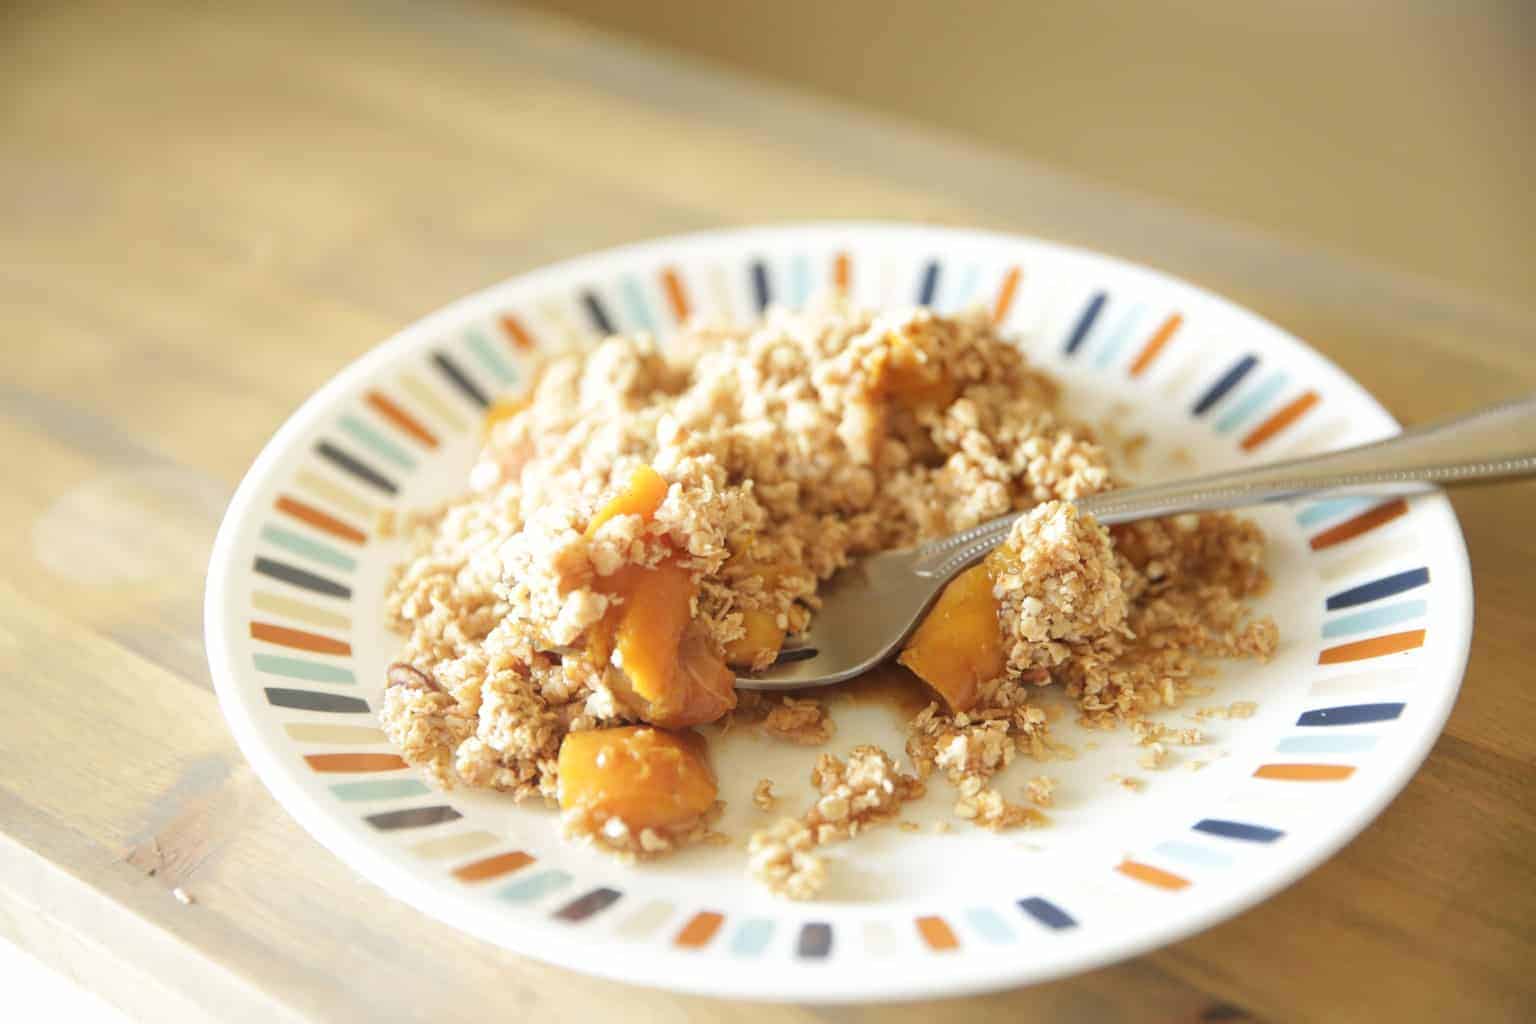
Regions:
[[380, 306, 1277, 891]]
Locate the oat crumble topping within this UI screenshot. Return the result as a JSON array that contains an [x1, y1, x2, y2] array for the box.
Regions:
[[747, 746, 924, 899], [1026, 775, 1057, 808], [376, 305, 1279, 897]]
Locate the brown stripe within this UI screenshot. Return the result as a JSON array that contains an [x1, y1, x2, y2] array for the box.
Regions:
[[275, 495, 366, 545], [250, 621, 351, 655], [833, 251, 851, 293], [991, 266, 1022, 323], [674, 911, 724, 948], [500, 314, 537, 351], [1129, 313, 1183, 377], [1116, 859, 1190, 890], [304, 753, 408, 772], [1309, 498, 1407, 550], [452, 850, 534, 883], [365, 390, 438, 449], [1318, 629, 1425, 664], [661, 267, 690, 322], [1241, 390, 1320, 451], [1254, 763, 1357, 781], [915, 915, 959, 951]]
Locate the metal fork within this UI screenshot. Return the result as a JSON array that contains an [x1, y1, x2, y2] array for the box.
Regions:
[[735, 394, 1536, 691]]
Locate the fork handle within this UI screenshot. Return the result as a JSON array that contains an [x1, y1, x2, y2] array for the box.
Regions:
[[911, 393, 1536, 580]]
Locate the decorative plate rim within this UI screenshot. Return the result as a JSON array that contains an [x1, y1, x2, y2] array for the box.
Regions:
[[204, 221, 1474, 1002]]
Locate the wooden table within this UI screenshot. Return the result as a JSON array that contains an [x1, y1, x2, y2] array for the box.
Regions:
[[3, 2, 1533, 1021]]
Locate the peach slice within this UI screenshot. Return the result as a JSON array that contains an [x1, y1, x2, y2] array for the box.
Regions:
[[724, 608, 786, 669], [557, 726, 717, 832], [587, 464, 669, 537], [897, 561, 1006, 713], [589, 566, 736, 729], [720, 556, 794, 668], [877, 329, 959, 409], [582, 465, 736, 727], [482, 394, 530, 438]]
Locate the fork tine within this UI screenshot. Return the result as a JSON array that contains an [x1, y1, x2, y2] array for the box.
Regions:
[[769, 646, 819, 666]]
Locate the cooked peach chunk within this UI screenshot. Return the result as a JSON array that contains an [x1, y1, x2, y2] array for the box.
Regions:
[[724, 608, 786, 669], [667, 624, 739, 726], [594, 559, 738, 728], [877, 329, 959, 409], [557, 726, 717, 832], [482, 393, 530, 438], [612, 560, 693, 702], [587, 464, 669, 537], [897, 561, 1005, 713]]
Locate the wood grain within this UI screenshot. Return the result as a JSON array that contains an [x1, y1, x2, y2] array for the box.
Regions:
[[1, 2, 1533, 1022]]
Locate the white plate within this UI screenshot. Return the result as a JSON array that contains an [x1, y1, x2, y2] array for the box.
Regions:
[[205, 224, 1472, 1002]]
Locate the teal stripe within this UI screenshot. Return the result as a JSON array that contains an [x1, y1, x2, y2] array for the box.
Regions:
[[253, 653, 355, 684], [465, 329, 516, 386], [620, 276, 655, 333], [1322, 599, 1427, 638], [329, 779, 430, 801], [729, 918, 775, 956], [498, 870, 573, 903], [964, 907, 1015, 943], [790, 254, 812, 307], [1215, 371, 1289, 434], [1297, 496, 1374, 528], [1092, 305, 1144, 369], [1152, 839, 1234, 868], [1276, 734, 1379, 754], [338, 414, 415, 471], [950, 264, 981, 310], [260, 524, 358, 571]]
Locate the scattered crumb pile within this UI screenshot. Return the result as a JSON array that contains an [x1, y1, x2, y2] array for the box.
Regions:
[[378, 304, 1279, 899], [748, 747, 924, 899]]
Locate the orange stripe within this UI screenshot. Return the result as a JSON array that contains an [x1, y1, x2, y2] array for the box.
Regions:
[[991, 266, 1022, 323], [915, 915, 959, 950], [499, 314, 537, 351], [1241, 390, 1320, 451], [249, 621, 351, 655], [452, 850, 534, 882], [275, 495, 367, 545], [833, 252, 851, 294], [1128, 313, 1183, 377], [1319, 629, 1425, 664], [661, 267, 690, 322], [365, 390, 439, 449], [674, 911, 723, 948], [1254, 763, 1357, 781], [304, 753, 407, 772], [1116, 859, 1190, 891], [1309, 498, 1407, 550]]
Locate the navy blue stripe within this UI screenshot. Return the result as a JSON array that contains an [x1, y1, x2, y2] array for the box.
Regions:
[[580, 291, 615, 336], [1017, 897, 1076, 930], [264, 687, 370, 713], [253, 556, 351, 599], [796, 922, 832, 958], [365, 806, 462, 830], [917, 261, 940, 306], [1297, 702, 1405, 727], [1326, 567, 1430, 610], [315, 442, 398, 495], [1192, 819, 1284, 843], [1063, 292, 1106, 355], [553, 887, 622, 921], [1193, 354, 1259, 415], [431, 351, 490, 409], [750, 261, 770, 312]]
